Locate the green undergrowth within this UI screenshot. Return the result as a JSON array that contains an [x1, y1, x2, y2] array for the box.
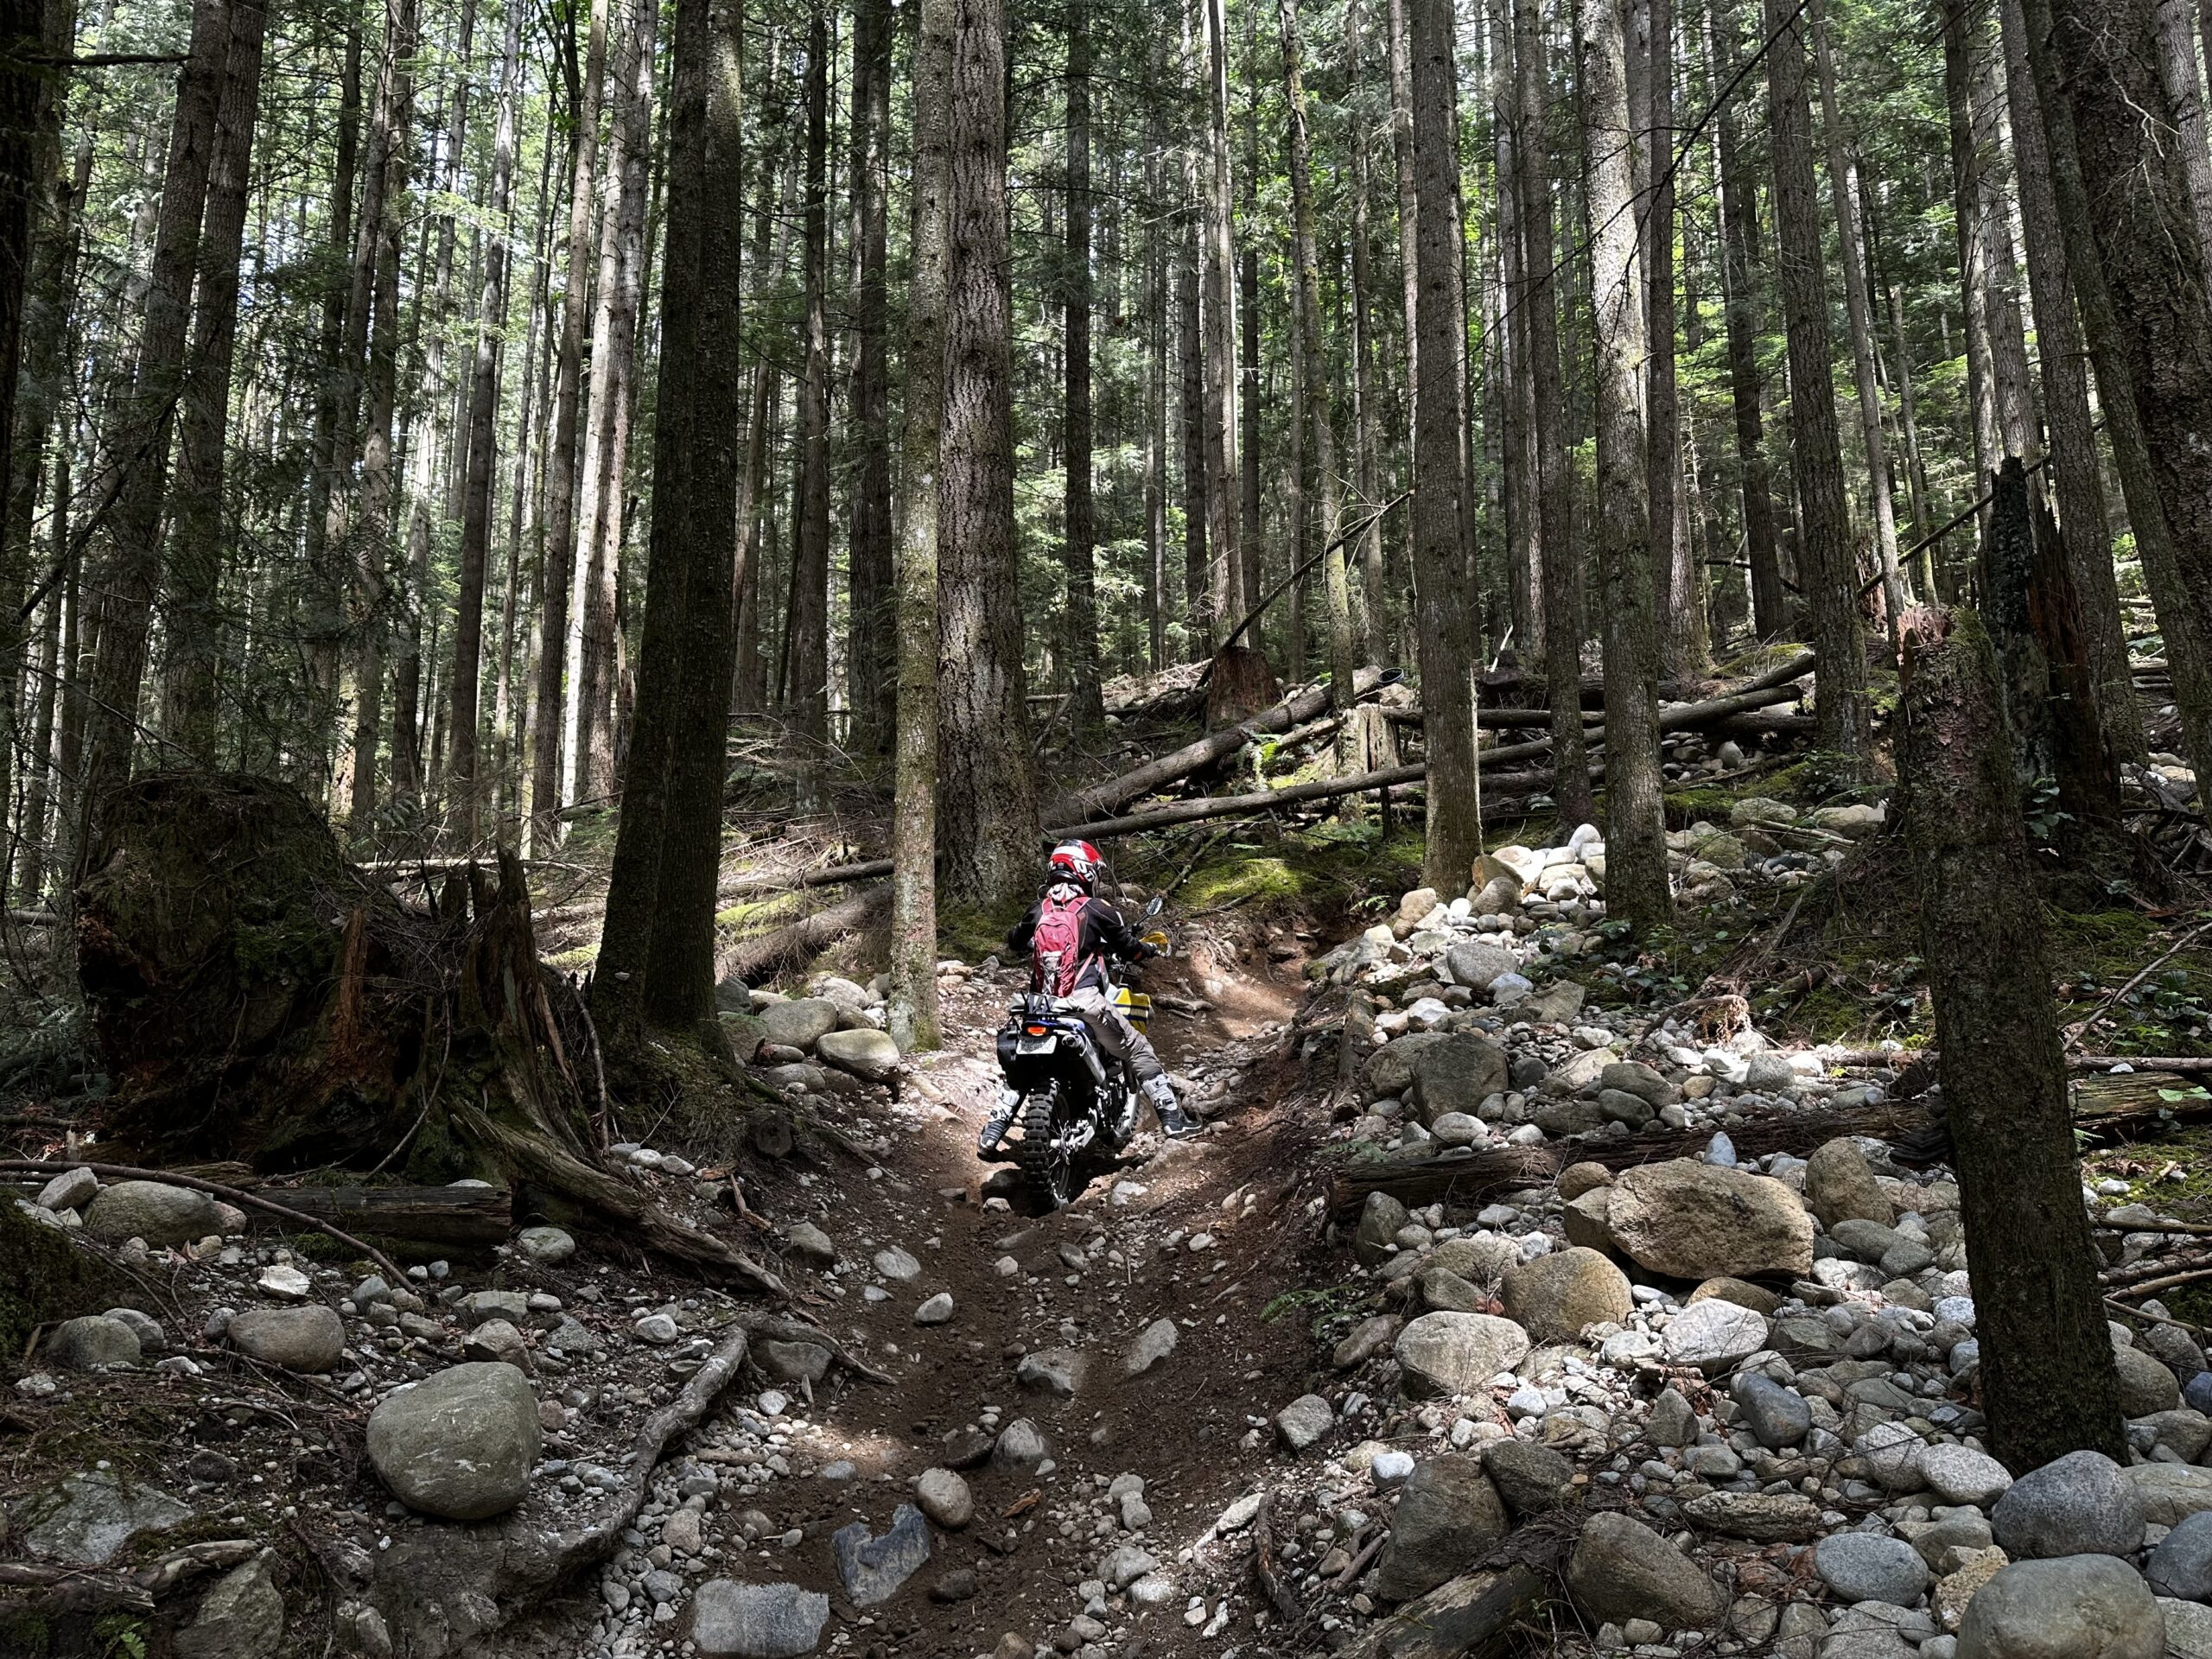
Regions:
[[1119, 817, 1427, 927], [2086, 1122, 2212, 1327]]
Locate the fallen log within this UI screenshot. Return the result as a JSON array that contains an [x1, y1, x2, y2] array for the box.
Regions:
[[1323, 1068, 2212, 1225], [1052, 667, 1390, 822], [1054, 765, 1585, 843], [1386, 679, 1812, 739], [247, 1183, 513, 1249], [720, 887, 891, 984]]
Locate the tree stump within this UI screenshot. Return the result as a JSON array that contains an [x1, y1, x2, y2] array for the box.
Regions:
[[74, 773, 779, 1289], [1897, 608, 2125, 1471], [1204, 644, 1282, 729]]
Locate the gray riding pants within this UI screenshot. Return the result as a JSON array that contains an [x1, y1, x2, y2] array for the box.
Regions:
[[1063, 986, 1165, 1084]]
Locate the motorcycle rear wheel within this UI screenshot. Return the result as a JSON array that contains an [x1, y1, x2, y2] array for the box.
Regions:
[[1016, 1080, 1077, 1211]]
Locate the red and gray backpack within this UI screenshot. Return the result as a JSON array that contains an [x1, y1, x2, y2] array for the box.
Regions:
[[1030, 887, 1096, 996]]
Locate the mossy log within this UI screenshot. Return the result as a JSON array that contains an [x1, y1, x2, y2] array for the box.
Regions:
[[74, 773, 779, 1291]]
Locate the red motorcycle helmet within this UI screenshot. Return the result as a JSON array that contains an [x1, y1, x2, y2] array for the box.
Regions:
[[1047, 840, 1103, 893]]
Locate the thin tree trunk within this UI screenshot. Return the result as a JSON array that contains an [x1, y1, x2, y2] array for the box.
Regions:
[[1144, 88, 1169, 674], [1178, 61, 1208, 653], [449, 0, 522, 844], [593, 0, 746, 1048], [1996, 0, 2146, 766], [1940, 0, 1998, 492], [1349, 0, 1393, 657], [787, 5, 831, 772], [1580, 0, 1670, 928], [1811, 0, 1904, 624], [1974, 42, 2035, 461], [1646, 0, 1694, 672], [1409, 0, 1483, 888], [938, 0, 1038, 909], [1280, 0, 1357, 777], [2036, 0, 2212, 796], [1707, 0, 1786, 639], [846, 0, 894, 752], [1516, 0, 1593, 827], [79, 0, 233, 823], [889, 0, 955, 1051], [529, 0, 610, 849], [1063, 0, 1102, 729], [2153, 0, 2212, 293], [1200, 0, 1241, 640], [1763, 0, 1872, 768]]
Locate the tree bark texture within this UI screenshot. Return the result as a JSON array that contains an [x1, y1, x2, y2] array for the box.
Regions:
[[938, 0, 1039, 911], [1763, 0, 1872, 767], [1897, 607, 2126, 1474], [592, 0, 746, 1046]]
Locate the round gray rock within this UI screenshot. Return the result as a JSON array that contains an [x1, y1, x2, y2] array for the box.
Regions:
[[1604, 1160, 1815, 1279], [1732, 1373, 1811, 1448], [175, 1554, 284, 1659], [227, 1306, 346, 1373], [47, 1315, 141, 1370], [759, 998, 841, 1052], [82, 1180, 219, 1248], [1815, 1531, 1932, 1605], [365, 1362, 541, 1520], [913, 1467, 973, 1529], [2149, 1510, 2212, 1601], [1920, 1443, 2013, 1508], [1991, 1451, 2145, 1560], [515, 1225, 575, 1264], [1955, 1554, 2164, 1659], [1661, 1299, 1770, 1374], [1374, 1456, 1509, 1603]]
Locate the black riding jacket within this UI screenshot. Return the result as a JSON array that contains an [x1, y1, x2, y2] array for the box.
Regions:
[[1005, 890, 1147, 994]]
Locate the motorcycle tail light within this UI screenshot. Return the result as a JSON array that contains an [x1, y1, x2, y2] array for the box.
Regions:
[[1025, 1025, 1048, 1037]]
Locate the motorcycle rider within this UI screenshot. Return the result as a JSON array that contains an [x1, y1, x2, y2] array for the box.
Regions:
[[979, 840, 1197, 1153]]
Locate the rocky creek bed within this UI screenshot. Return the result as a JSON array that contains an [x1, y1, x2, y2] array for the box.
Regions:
[[6, 810, 2212, 1659]]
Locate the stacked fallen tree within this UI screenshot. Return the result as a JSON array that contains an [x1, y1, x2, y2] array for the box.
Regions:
[[74, 772, 780, 1288]]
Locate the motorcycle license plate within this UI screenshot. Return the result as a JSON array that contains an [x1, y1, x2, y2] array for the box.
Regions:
[[1016, 1033, 1058, 1055]]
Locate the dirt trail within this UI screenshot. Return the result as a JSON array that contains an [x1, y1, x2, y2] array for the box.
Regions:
[[487, 947, 1351, 1659]]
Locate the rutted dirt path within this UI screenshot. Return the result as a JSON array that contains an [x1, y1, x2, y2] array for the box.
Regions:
[[486, 948, 1354, 1659]]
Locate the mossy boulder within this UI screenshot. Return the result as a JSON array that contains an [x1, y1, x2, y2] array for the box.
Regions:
[[0, 1200, 130, 1360]]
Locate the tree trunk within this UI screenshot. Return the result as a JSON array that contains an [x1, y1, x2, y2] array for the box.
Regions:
[[787, 5, 831, 772], [1202, 0, 1242, 637], [938, 0, 1039, 911], [845, 0, 894, 753], [1763, 0, 1872, 769], [79, 0, 233, 823], [1995, 0, 2146, 767], [1062, 0, 1103, 732], [1897, 606, 2126, 1474], [449, 0, 523, 845], [1580, 0, 1671, 929], [2035, 0, 2212, 798], [530, 0, 610, 849], [1515, 0, 1593, 828], [1280, 0, 1358, 786], [1811, 0, 1904, 623], [887, 0, 956, 1052], [1974, 43, 2036, 461], [2156, 0, 2212, 262], [1408, 0, 1483, 890], [1939, 0, 1998, 494], [592, 0, 746, 1049], [1350, 0, 1393, 656], [1645, 0, 1694, 674], [569, 0, 654, 810], [1179, 112, 1208, 652], [1707, 0, 1786, 640]]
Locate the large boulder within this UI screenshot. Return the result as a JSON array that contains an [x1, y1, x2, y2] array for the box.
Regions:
[[1363, 1032, 1451, 1100], [227, 1306, 346, 1373], [1805, 1137, 1896, 1228], [2124, 1462, 2212, 1528], [2113, 1343, 2182, 1418], [365, 1363, 542, 1521], [1372, 1457, 1509, 1603], [1566, 1511, 1725, 1630], [817, 1027, 900, 1084], [1444, 941, 1518, 993], [831, 1504, 932, 1606], [1393, 1313, 1531, 1399], [1499, 1248, 1631, 1345], [1408, 1034, 1509, 1125], [1603, 1160, 1815, 1280], [1955, 1554, 2165, 1659], [1991, 1451, 2145, 1560], [82, 1179, 221, 1248], [759, 998, 841, 1052], [46, 1314, 141, 1370], [1480, 1440, 1574, 1516], [1662, 1300, 1771, 1374]]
